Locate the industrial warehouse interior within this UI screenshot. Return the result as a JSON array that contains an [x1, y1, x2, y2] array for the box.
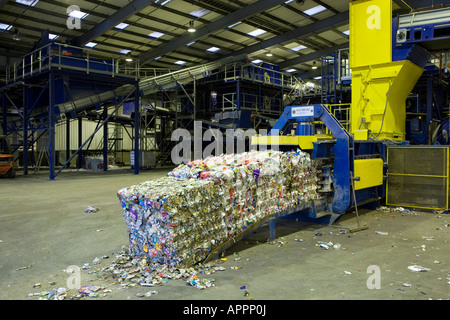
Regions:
[[0, 0, 450, 307]]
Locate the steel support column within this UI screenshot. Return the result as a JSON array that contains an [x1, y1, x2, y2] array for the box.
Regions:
[[77, 117, 82, 169], [103, 106, 108, 172], [23, 84, 28, 175], [134, 83, 140, 175], [66, 118, 70, 168], [236, 80, 240, 110], [49, 72, 56, 180], [1, 93, 7, 135], [426, 76, 433, 143]]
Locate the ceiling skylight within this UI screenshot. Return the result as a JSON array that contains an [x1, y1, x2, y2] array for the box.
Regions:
[[190, 9, 211, 18], [0, 23, 12, 31], [291, 45, 307, 52], [85, 42, 98, 48], [16, 0, 39, 6], [149, 31, 165, 38], [115, 23, 129, 29], [207, 47, 220, 53], [49, 33, 59, 40], [304, 5, 327, 16], [342, 30, 350, 35], [247, 29, 266, 37], [69, 10, 88, 19]]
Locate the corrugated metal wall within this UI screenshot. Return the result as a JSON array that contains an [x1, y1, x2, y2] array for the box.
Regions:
[[54, 119, 134, 151]]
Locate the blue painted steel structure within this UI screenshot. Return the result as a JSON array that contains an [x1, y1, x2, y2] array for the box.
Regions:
[[267, 104, 389, 223], [392, 7, 450, 146], [0, 41, 141, 180]]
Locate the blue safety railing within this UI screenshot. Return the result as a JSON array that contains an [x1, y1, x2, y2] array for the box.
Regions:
[[4, 42, 140, 85]]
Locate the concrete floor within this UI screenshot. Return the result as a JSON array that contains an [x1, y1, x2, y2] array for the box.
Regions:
[[0, 168, 449, 301]]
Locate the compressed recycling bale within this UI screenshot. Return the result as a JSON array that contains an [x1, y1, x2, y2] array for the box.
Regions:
[[117, 150, 320, 268]]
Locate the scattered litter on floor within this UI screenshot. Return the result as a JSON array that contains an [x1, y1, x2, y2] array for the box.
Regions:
[[77, 285, 110, 298], [433, 209, 449, 214], [16, 265, 31, 271], [408, 265, 431, 272], [136, 291, 158, 297], [402, 283, 411, 287], [375, 231, 389, 236], [84, 206, 98, 214], [315, 241, 342, 250], [379, 206, 418, 216]]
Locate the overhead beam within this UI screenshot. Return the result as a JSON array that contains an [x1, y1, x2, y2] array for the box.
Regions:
[[73, 0, 154, 46], [278, 42, 349, 69], [139, 0, 287, 65], [0, 0, 8, 11], [222, 10, 349, 60]]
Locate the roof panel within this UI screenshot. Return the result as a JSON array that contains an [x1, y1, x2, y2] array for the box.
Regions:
[[0, 0, 353, 70]]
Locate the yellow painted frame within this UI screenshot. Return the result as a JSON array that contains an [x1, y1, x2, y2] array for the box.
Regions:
[[386, 146, 450, 210], [354, 158, 383, 190]]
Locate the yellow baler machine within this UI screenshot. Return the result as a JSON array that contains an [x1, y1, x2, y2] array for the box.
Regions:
[[252, 0, 450, 213]]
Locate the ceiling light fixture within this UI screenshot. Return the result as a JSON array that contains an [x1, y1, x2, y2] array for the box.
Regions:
[[12, 29, 20, 41], [188, 20, 196, 32], [312, 61, 318, 69], [266, 51, 273, 57]]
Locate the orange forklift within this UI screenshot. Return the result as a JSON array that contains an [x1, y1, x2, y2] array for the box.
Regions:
[[0, 135, 15, 178]]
